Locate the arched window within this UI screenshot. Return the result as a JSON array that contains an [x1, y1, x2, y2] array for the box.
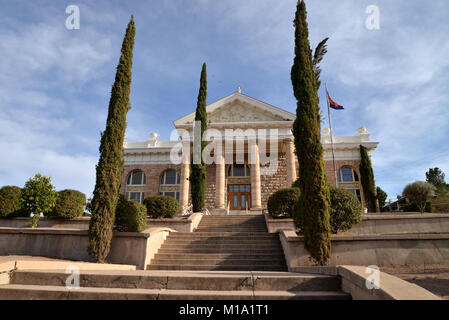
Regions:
[[338, 167, 359, 183], [127, 170, 146, 185], [159, 170, 180, 202], [160, 170, 180, 185], [227, 164, 250, 177]]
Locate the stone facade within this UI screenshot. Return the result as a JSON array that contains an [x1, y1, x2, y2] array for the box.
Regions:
[[121, 91, 379, 212], [260, 153, 289, 208]]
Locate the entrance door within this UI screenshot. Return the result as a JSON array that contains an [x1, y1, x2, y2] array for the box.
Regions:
[[227, 184, 251, 210]]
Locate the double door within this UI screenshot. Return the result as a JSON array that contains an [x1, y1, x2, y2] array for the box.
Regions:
[[228, 184, 251, 210]]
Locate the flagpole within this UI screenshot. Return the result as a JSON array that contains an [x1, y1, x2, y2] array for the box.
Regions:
[[325, 83, 338, 188]]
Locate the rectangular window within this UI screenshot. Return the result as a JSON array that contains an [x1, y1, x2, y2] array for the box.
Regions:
[[233, 164, 245, 176], [165, 171, 177, 184], [129, 192, 141, 203], [131, 172, 143, 185], [341, 168, 354, 182]]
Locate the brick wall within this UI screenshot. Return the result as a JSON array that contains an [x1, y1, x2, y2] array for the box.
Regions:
[[121, 164, 181, 198]]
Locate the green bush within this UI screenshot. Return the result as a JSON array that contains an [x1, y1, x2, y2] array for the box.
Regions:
[[143, 196, 180, 218], [402, 201, 432, 213], [46, 189, 86, 219], [296, 186, 363, 234], [328, 187, 363, 233], [0, 186, 28, 218], [115, 195, 148, 232], [267, 188, 301, 218]]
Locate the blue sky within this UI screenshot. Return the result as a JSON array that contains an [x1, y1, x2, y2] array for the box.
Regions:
[[0, 0, 448, 201]]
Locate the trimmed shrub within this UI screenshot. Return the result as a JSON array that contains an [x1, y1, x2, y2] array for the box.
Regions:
[[267, 188, 301, 218], [46, 189, 86, 219], [296, 186, 363, 234], [144, 196, 179, 219], [115, 195, 148, 232], [403, 181, 436, 213], [328, 187, 363, 234], [0, 186, 27, 218], [401, 201, 432, 213]]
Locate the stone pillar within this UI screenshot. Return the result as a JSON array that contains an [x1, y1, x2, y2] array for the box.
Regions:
[[250, 143, 262, 209], [179, 141, 190, 213], [285, 138, 297, 186], [215, 142, 226, 209]]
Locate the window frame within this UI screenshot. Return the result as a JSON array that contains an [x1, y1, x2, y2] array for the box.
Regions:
[[227, 163, 250, 177], [160, 170, 181, 186], [127, 170, 146, 186], [338, 167, 359, 183]]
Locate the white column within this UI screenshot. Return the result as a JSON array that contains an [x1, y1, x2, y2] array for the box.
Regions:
[[215, 142, 226, 209], [250, 143, 262, 209], [285, 139, 297, 187], [179, 141, 190, 213]]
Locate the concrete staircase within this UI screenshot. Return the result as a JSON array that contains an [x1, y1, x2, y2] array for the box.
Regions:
[[0, 269, 351, 300], [147, 215, 288, 271]]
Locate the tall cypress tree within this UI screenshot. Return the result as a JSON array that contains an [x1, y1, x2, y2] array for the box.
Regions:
[[291, 0, 331, 265], [359, 145, 379, 212], [88, 16, 135, 262], [190, 63, 207, 212]]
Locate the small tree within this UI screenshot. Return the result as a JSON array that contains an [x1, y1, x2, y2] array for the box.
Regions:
[[360, 145, 379, 212], [20, 174, 57, 216], [403, 181, 436, 213], [190, 63, 208, 212], [376, 186, 388, 209], [426, 168, 445, 187], [88, 16, 136, 262], [291, 0, 331, 265]]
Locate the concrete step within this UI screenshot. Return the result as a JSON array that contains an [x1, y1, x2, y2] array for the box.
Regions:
[[164, 239, 281, 245], [159, 244, 282, 250], [150, 258, 286, 266], [146, 264, 289, 271], [9, 270, 341, 292], [0, 284, 349, 300], [154, 253, 286, 260], [195, 228, 268, 232], [170, 232, 278, 238], [158, 248, 283, 254]]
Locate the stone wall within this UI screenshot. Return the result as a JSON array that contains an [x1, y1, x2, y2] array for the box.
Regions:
[[205, 164, 216, 210], [260, 153, 288, 208], [280, 229, 449, 268]]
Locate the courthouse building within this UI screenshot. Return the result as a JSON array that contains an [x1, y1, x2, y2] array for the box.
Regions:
[[120, 90, 379, 213]]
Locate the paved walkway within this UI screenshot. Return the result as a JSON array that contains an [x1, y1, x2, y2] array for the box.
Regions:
[[381, 264, 449, 299]]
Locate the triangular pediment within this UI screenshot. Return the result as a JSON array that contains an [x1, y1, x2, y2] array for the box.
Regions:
[[173, 92, 295, 127]]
